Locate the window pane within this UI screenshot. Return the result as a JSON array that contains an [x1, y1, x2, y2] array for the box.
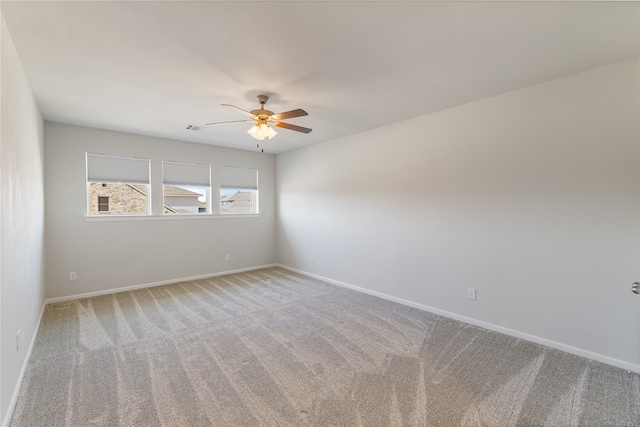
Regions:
[[220, 188, 258, 214], [164, 185, 208, 214], [89, 183, 149, 215], [162, 161, 210, 215], [87, 153, 150, 216]]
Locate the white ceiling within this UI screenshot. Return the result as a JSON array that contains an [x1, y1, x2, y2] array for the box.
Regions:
[[2, 1, 638, 154]]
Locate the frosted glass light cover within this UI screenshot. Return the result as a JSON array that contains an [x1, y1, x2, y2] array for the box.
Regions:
[[247, 125, 265, 140]]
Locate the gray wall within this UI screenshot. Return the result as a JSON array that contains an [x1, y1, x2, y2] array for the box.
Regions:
[[0, 14, 46, 425], [276, 58, 640, 371], [44, 123, 276, 300]]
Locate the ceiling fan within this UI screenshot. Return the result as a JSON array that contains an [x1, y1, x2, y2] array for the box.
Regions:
[[205, 95, 312, 152]]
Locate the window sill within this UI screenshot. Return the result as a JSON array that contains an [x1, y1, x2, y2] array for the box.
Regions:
[[85, 214, 260, 222]]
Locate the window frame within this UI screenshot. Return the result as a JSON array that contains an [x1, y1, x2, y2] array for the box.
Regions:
[[219, 167, 259, 215], [86, 153, 151, 216], [84, 156, 261, 220], [162, 161, 212, 216]]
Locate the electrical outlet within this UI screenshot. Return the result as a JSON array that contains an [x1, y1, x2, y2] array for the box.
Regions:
[[225, 253, 230, 261], [16, 330, 21, 352], [69, 271, 77, 281], [467, 288, 476, 300], [311, 255, 315, 263]]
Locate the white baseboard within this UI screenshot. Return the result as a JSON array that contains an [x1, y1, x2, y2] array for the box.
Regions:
[[276, 264, 640, 375], [2, 301, 47, 427], [45, 264, 278, 304]]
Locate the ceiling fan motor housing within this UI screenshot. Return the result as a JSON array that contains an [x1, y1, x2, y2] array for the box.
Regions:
[[251, 95, 274, 120], [250, 109, 274, 120]]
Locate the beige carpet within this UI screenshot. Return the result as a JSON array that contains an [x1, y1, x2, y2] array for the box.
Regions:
[[10, 267, 640, 426]]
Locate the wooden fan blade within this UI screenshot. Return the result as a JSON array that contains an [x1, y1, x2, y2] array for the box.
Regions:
[[271, 109, 308, 121], [205, 120, 252, 126], [221, 104, 254, 117], [274, 121, 312, 134]]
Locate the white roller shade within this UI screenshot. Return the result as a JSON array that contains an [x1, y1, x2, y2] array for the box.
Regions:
[[163, 161, 211, 186], [87, 153, 150, 184], [220, 167, 258, 190]]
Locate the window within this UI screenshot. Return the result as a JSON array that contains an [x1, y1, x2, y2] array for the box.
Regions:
[[98, 196, 109, 212], [87, 153, 150, 215], [220, 167, 258, 214], [163, 161, 211, 215]]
